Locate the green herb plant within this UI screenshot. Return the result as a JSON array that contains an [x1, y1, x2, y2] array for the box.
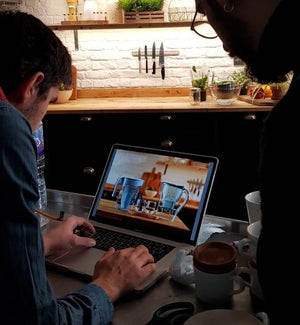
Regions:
[[191, 66, 209, 91], [118, 0, 164, 12], [230, 69, 253, 90], [58, 83, 72, 91], [59, 83, 66, 91]]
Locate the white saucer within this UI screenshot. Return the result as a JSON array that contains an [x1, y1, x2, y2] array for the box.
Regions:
[[184, 309, 263, 325]]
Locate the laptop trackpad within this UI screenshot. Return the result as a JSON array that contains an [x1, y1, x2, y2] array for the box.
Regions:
[[51, 246, 105, 278]]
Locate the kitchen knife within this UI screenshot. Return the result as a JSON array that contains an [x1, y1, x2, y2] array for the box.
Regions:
[[138, 47, 141, 73], [159, 42, 165, 80], [145, 45, 148, 73], [152, 42, 156, 74]]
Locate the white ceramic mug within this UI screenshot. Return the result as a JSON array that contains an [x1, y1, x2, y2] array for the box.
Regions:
[[193, 241, 246, 305], [194, 266, 246, 305], [234, 220, 261, 262], [245, 190, 261, 223]]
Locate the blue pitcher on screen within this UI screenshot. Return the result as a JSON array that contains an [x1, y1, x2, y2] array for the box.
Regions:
[[157, 182, 189, 222], [112, 176, 144, 211]]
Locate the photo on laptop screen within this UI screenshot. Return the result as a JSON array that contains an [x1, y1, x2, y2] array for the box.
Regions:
[[89, 144, 218, 246]]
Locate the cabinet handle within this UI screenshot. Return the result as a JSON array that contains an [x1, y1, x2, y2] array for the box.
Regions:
[[80, 116, 92, 122], [83, 167, 95, 174], [244, 114, 256, 120], [160, 115, 172, 121], [161, 140, 173, 147]]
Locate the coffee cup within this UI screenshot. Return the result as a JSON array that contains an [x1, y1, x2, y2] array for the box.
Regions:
[[238, 258, 264, 302], [234, 220, 261, 262], [193, 241, 246, 305], [245, 190, 261, 223]]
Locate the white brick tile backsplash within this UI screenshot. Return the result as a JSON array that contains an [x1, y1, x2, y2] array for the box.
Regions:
[[10, 0, 242, 89]]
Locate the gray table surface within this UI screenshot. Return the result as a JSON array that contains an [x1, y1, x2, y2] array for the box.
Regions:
[[45, 189, 265, 324]]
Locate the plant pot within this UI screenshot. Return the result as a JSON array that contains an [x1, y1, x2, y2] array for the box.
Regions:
[[123, 11, 164, 23], [55, 89, 73, 104], [240, 87, 248, 95], [200, 90, 207, 101]]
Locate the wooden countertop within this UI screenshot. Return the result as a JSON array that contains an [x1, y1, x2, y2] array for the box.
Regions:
[[47, 96, 273, 115]]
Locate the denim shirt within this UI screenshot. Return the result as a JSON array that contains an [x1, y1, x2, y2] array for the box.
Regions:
[[0, 100, 114, 324]]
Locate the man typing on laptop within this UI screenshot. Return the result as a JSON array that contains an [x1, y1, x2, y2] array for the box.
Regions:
[[0, 10, 156, 325]]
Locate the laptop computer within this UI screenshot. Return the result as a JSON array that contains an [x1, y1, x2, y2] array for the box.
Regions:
[[46, 143, 218, 292]]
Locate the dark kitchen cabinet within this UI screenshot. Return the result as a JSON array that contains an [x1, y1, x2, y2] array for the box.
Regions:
[[43, 109, 268, 221], [210, 111, 268, 220]]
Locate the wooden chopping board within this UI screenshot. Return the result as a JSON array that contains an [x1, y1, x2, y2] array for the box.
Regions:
[[70, 65, 77, 100], [140, 167, 161, 196], [238, 95, 277, 106]]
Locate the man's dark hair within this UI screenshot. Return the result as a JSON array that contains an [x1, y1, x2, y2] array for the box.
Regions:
[[0, 10, 72, 97]]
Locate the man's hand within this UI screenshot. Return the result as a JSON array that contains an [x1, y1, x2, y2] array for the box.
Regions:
[[92, 245, 156, 302], [43, 216, 96, 257]]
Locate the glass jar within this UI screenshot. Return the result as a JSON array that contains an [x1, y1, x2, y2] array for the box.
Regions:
[[66, 0, 78, 21], [189, 87, 200, 105]]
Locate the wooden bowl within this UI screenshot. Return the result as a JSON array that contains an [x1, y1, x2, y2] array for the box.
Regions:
[[55, 89, 73, 104]]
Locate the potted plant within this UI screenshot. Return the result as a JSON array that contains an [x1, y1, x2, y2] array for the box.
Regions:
[[191, 66, 209, 101], [118, 0, 165, 23], [230, 69, 253, 95], [55, 83, 73, 104]]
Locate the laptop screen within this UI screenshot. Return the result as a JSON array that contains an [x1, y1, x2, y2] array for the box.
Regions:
[[89, 144, 218, 246]]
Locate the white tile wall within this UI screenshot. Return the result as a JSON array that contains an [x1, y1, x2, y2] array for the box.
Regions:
[[5, 0, 242, 89]]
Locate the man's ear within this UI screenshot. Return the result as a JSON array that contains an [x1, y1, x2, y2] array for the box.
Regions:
[[21, 72, 45, 102], [9, 72, 45, 104]]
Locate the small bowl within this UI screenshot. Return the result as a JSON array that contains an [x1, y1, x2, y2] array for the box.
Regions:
[[145, 189, 157, 198], [209, 82, 241, 105], [55, 89, 73, 104]]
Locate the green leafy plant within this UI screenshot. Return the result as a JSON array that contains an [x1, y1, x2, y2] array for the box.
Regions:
[[230, 69, 252, 90], [58, 83, 72, 91], [192, 76, 208, 91], [191, 66, 209, 91], [118, 0, 164, 12], [59, 83, 66, 90]]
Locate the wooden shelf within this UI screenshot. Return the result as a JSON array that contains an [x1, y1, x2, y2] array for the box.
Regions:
[[49, 21, 192, 31]]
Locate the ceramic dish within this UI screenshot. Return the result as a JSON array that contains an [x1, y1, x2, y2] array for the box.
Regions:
[[184, 309, 265, 325]]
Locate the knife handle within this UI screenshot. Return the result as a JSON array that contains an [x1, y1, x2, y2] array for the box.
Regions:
[[152, 61, 156, 74], [146, 60, 148, 73], [161, 66, 165, 80]]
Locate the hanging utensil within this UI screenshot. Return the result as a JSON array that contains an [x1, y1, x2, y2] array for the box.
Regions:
[[145, 45, 148, 73], [159, 42, 165, 80], [138, 47, 141, 74], [152, 42, 156, 74]]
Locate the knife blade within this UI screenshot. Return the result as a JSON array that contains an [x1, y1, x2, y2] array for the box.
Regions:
[[159, 42, 165, 80], [138, 47, 141, 73], [152, 42, 156, 74], [145, 45, 148, 73]]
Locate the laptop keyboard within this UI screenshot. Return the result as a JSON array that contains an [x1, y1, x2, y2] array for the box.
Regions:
[[81, 226, 175, 263]]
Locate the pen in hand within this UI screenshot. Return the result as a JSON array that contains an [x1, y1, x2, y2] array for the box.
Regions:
[[35, 209, 65, 221]]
